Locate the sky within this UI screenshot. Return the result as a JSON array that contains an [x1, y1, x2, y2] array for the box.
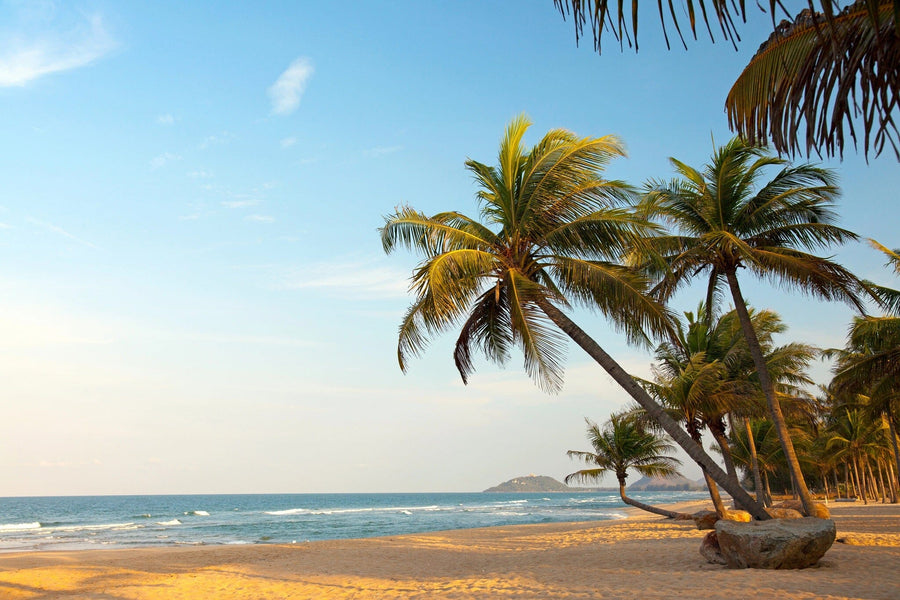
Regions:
[[1, 1, 897, 496]]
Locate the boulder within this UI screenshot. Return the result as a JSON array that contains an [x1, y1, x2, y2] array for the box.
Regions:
[[724, 509, 751, 523], [693, 510, 719, 530], [715, 517, 836, 569], [765, 507, 804, 520], [699, 531, 727, 564], [773, 499, 803, 512], [772, 500, 830, 519]]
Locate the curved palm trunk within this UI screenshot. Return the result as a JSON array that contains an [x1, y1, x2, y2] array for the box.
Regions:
[[724, 271, 817, 516], [743, 417, 767, 506], [537, 299, 770, 520], [687, 425, 728, 516], [710, 423, 739, 484], [617, 479, 688, 519]]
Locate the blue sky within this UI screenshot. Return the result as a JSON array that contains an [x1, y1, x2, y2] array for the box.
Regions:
[[1, 1, 897, 495]]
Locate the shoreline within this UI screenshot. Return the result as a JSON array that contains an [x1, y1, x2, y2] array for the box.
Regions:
[[0, 501, 897, 599]]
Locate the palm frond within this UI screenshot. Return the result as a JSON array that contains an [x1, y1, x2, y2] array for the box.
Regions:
[[726, 1, 900, 159]]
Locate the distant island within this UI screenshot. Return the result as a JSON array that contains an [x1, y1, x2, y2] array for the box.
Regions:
[[484, 473, 704, 493], [627, 474, 705, 492], [484, 475, 611, 493]]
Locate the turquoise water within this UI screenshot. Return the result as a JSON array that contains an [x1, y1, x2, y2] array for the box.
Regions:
[[0, 491, 709, 552]]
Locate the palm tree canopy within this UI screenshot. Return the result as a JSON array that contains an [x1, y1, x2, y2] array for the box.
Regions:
[[564, 414, 682, 485], [727, 1, 900, 160], [638, 137, 865, 310], [381, 115, 673, 392], [553, 1, 899, 159]]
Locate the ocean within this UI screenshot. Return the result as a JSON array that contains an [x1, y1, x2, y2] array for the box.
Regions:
[[0, 490, 709, 552]]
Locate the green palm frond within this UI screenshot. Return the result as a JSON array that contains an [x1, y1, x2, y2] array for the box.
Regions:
[[384, 116, 657, 392], [726, 1, 900, 159]]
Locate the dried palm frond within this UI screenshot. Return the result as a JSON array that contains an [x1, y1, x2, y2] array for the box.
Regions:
[[726, 1, 900, 159]]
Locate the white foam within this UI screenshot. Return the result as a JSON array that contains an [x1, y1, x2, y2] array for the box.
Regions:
[[192, 511, 210, 516], [156, 519, 181, 526], [264, 508, 310, 516], [0, 522, 41, 532], [45, 522, 138, 533]]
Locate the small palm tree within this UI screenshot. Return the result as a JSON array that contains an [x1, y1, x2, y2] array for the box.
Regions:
[[565, 414, 687, 519], [638, 138, 864, 515], [381, 116, 769, 519]]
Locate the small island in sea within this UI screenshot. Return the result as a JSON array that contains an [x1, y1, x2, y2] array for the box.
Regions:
[[484, 474, 612, 493], [484, 473, 704, 493]]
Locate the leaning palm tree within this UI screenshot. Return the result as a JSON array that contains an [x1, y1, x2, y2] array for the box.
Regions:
[[381, 116, 769, 519], [565, 414, 688, 518], [638, 138, 865, 516]]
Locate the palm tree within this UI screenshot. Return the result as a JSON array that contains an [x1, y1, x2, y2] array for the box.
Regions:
[[828, 240, 900, 490], [565, 414, 688, 518], [552, 0, 899, 159], [638, 138, 864, 516], [380, 116, 770, 519]]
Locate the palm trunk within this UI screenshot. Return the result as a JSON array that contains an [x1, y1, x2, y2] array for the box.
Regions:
[[832, 469, 840, 500], [617, 480, 688, 519], [724, 270, 816, 516], [888, 413, 900, 496], [537, 299, 770, 520], [744, 417, 766, 506], [853, 455, 867, 504], [888, 460, 899, 503], [876, 459, 887, 503], [710, 423, 739, 485], [690, 427, 729, 516], [763, 470, 773, 504]]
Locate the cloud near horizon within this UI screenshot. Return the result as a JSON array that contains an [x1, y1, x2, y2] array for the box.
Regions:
[[0, 14, 116, 87], [268, 57, 313, 116]]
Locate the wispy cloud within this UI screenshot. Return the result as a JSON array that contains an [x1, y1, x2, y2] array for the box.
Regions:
[[198, 131, 234, 150], [275, 260, 411, 298], [223, 199, 260, 208], [245, 215, 274, 223], [150, 152, 181, 169], [25, 217, 97, 249], [280, 136, 297, 149], [0, 14, 116, 87], [365, 145, 403, 157], [187, 170, 213, 179], [156, 113, 175, 125], [268, 57, 313, 116]]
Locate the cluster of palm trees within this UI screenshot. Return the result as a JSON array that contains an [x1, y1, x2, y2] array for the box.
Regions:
[[381, 115, 897, 521]]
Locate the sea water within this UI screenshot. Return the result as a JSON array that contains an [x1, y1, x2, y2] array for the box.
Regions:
[[0, 490, 709, 552]]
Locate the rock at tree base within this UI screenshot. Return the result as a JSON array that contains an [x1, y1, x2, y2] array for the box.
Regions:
[[693, 509, 751, 530], [700, 531, 727, 565], [693, 510, 719, 530], [715, 518, 836, 569], [772, 500, 831, 519], [765, 507, 804, 519]]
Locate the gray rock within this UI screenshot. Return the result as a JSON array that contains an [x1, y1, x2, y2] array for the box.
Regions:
[[699, 531, 727, 564], [715, 517, 836, 569]]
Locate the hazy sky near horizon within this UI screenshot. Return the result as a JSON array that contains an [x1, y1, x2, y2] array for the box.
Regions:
[[1, 1, 897, 496]]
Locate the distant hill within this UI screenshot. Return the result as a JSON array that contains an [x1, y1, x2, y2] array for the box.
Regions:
[[484, 475, 611, 493], [627, 474, 705, 492]]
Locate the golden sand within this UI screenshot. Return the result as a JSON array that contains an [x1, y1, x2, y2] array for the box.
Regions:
[[0, 501, 897, 599]]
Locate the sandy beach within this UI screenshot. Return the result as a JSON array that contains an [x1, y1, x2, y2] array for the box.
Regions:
[[0, 501, 896, 599]]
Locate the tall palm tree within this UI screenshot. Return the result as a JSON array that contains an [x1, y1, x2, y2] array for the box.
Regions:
[[828, 239, 900, 489], [638, 138, 864, 515], [565, 414, 688, 518], [380, 116, 770, 519], [552, 0, 899, 159]]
